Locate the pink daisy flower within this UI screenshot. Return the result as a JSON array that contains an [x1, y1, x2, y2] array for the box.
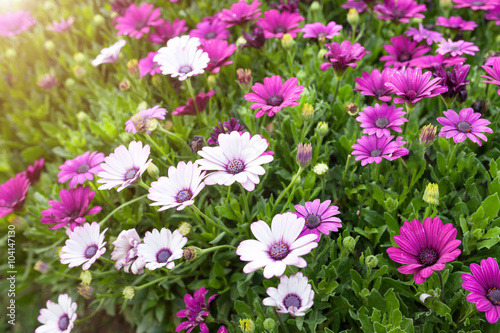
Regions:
[[405, 23, 444, 46], [57, 151, 105, 188], [437, 108, 492, 146], [37, 73, 58, 90], [0, 174, 30, 218], [462, 257, 500, 324], [111, 229, 146, 274], [138, 52, 161, 78], [436, 16, 477, 31], [47, 16, 74, 33], [190, 18, 230, 42], [110, 0, 135, 16], [0, 10, 36, 37], [452, 0, 500, 10], [293, 199, 342, 241], [436, 39, 479, 57], [374, 0, 427, 23], [208, 118, 246, 146], [485, 5, 500, 24], [387, 217, 461, 284], [125, 105, 167, 134], [176, 287, 217, 333], [352, 135, 408, 166], [201, 39, 237, 74], [354, 68, 394, 102], [115, 3, 163, 39], [244, 75, 304, 118], [342, 0, 368, 12], [380, 36, 430, 69], [173, 90, 216, 116], [301, 21, 342, 41], [320, 41, 368, 75], [91, 39, 127, 67], [410, 54, 466, 69], [356, 103, 407, 137], [220, 0, 262, 27], [486, 56, 500, 66], [147, 18, 187, 45], [257, 9, 305, 39], [482, 57, 500, 94], [24, 158, 45, 184]]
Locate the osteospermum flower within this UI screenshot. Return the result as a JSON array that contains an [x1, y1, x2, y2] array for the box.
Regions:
[[410, 54, 466, 70], [35, 294, 77, 333], [176, 287, 217, 333], [257, 9, 305, 39], [97, 141, 151, 192], [40, 186, 102, 231], [433, 63, 470, 103], [342, 0, 368, 12], [301, 22, 342, 41], [242, 25, 266, 49], [148, 18, 187, 44], [111, 229, 146, 274], [115, 3, 163, 39], [485, 5, 500, 24], [453, 0, 499, 10], [354, 68, 394, 102], [437, 39, 479, 57], [208, 118, 245, 146], [352, 135, 408, 165], [24, 158, 45, 183], [482, 57, 500, 94], [60, 222, 107, 270], [263, 272, 315, 317], [236, 213, 318, 278], [387, 217, 461, 284], [380, 36, 430, 69], [356, 103, 407, 137], [374, 0, 426, 23], [405, 24, 443, 46], [110, 0, 135, 16], [37, 73, 59, 90], [271, 0, 301, 13], [437, 108, 492, 146], [244, 75, 304, 118], [91, 39, 127, 67], [47, 16, 74, 33], [173, 90, 215, 116], [197, 131, 274, 191], [137, 228, 187, 270], [190, 18, 230, 41], [138, 52, 161, 78], [293, 199, 342, 241], [148, 161, 206, 211], [220, 0, 261, 27], [57, 151, 105, 188], [201, 39, 237, 73], [436, 16, 477, 31], [125, 105, 167, 134], [320, 41, 368, 75], [0, 173, 30, 218], [462, 257, 500, 324], [0, 10, 36, 37]]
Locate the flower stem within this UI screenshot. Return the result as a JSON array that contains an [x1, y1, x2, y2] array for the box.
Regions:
[[185, 78, 203, 126], [99, 194, 148, 226], [74, 298, 105, 324], [456, 308, 477, 326], [331, 75, 342, 110], [238, 183, 251, 222], [144, 133, 174, 164], [437, 271, 445, 303], [272, 167, 303, 214], [100, 257, 115, 265], [274, 308, 290, 333], [157, 126, 192, 153], [190, 205, 238, 238]]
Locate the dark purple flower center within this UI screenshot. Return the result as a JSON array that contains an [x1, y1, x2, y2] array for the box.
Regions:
[[124, 168, 138, 181], [135, 20, 147, 30], [392, 9, 405, 19], [283, 294, 302, 309], [176, 189, 193, 203], [179, 65, 193, 73], [375, 117, 390, 128], [77, 164, 90, 174], [227, 159, 244, 174], [274, 26, 286, 33], [374, 89, 386, 97], [205, 32, 217, 39], [85, 245, 98, 259], [406, 90, 417, 101], [269, 242, 289, 260], [370, 149, 382, 157], [457, 121, 472, 133], [305, 214, 321, 228], [58, 314, 70, 331], [418, 248, 438, 266], [156, 249, 172, 263], [487, 287, 500, 305], [450, 45, 461, 51], [267, 95, 284, 106], [472, 1, 484, 5], [398, 52, 411, 62]]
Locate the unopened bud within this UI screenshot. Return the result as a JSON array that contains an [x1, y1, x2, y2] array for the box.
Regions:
[[263, 318, 276, 331], [93, 14, 105, 26], [73, 65, 86, 79], [190, 135, 205, 154], [313, 162, 328, 176], [122, 286, 135, 300], [5, 48, 17, 60], [316, 121, 329, 136], [77, 284, 95, 299], [239, 318, 255, 333], [419, 124, 437, 148], [236, 68, 252, 93], [439, 0, 453, 11], [73, 52, 86, 64], [76, 111, 90, 122], [147, 162, 160, 179], [236, 36, 247, 47], [207, 75, 217, 90], [318, 48, 328, 59], [346, 103, 358, 116], [127, 59, 140, 77], [44, 40, 56, 53], [423, 183, 439, 205], [365, 255, 378, 268], [183, 246, 200, 261], [64, 78, 76, 88], [179, 222, 192, 236], [164, 120, 174, 131], [296, 143, 313, 168], [80, 270, 92, 285], [420, 293, 436, 304], [310, 1, 321, 11], [343, 236, 356, 253], [145, 118, 158, 132], [347, 9, 359, 29], [281, 33, 295, 50], [119, 79, 131, 91], [302, 103, 314, 121], [34, 260, 50, 273], [151, 74, 162, 87]]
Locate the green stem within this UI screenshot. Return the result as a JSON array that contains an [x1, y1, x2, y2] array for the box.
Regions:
[[136, 276, 169, 290], [144, 133, 173, 163], [190, 205, 238, 238], [456, 308, 477, 326], [273, 167, 303, 214], [226, 185, 231, 203], [100, 257, 115, 265], [99, 194, 148, 226], [157, 126, 192, 153], [138, 179, 150, 191], [74, 298, 105, 324], [238, 183, 251, 222], [185, 78, 203, 126], [437, 271, 444, 303], [274, 308, 290, 333], [331, 75, 342, 111]]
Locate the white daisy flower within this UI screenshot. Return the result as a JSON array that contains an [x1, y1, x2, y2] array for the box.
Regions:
[[154, 36, 209, 81], [91, 39, 127, 67], [197, 131, 274, 191], [97, 141, 151, 192], [147, 161, 206, 211], [60, 222, 107, 270], [111, 229, 146, 274], [236, 213, 318, 279], [36, 294, 77, 333], [263, 272, 315, 317], [137, 228, 187, 270]]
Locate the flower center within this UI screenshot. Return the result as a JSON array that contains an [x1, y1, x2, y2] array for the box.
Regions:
[[457, 121, 472, 133], [472, 1, 484, 5], [269, 242, 289, 260], [406, 89, 417, 100], [418, 248, 438, 266], [305, 214, 321, 228], [176, 189, 193, 203], [450, 45, 461, 51], [77, 164, 90, 174], [227, 160, 244, 174], [58, 314, 70, 331], [124, 168, 138, 181], [205, 32, 217, 39], [370, 149, 382, 157], [179, 65, 193, 73], [283, 294, 302, 309], [487, 287, 500, 305], [85, 245, 98, 259], [374, 89, 386, 97], [267, 95, 283, 106], [274, 26, 286, 33], [375, 117, 389, 128], [398, 52, 411, 62], [156, 249, 172, 263]]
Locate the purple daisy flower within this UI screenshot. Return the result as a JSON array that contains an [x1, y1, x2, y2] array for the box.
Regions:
[[57, 151, 105, 188], [342, 0, 368, 12], [301, 22, 342, 42], [354, 68, 394, 102], [270, 0, 301, 13], [433, 63, 470, 103], [190, 18, 230, 42], [201, 39, 237, 74], [453, 0, 499, 10], [115, 3, 163, 39], [356, 103, 407, 137], [352, 135, 408, 165], [320, 41, 368, 75], [387, 217, 461, 284], [40, 186, 102, 231], [0, 10, 36, 37], [138, 52, 161, 78], [46, 16, 74, 33], [242, 25, 266, 49], [485, 5, 500, 24], [437, 39, 479, 57], [0, 174, 30, 218], [405, 23, 444, 46], [437, 108, 492, 146], [220, 0, 261, 27], [293, 199, 342, 241], [462, 257, 500, 324], [410, 54, 466, 70], [24, 158, 45, 184], [380, 36, 430, 69], [172, 90, 216, 116], [208, 118, 245, 146], [374, 0, 427, 23], [482, 57, 500, 94], [147, 18, 187, 45], [176, 287, 217, 333], [436, 16, 477, 31], [244, 75, 304, 118], [125, 105, 167, 134], [385, 67, 448, 105], [257, 9, 304, 39]]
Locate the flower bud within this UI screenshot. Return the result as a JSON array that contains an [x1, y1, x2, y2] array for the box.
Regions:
[[72, 65, 86, 79], [423, 183, 439, 205], [122, 286, 135, 301], [313, 162, 328, 176], [302, 103, 314, 121], [119, 79, 131, 91], [127, 59, 140, 77], [147, 162, 160, 179], [236, 36, 247, 47], [207, 74, 217, 90], [34, 260, 50, 273], [80, 270, 92, 285], [281, 33, 295, 50], [365, 255, 378, 268], [183, 246, 200, 261], [44, 40, 56, 53], [318, 48, 328, 59], [439, 0, 453, 11], [93, 14, 105, 26], [316, 121, 329, 136], [343, 236, 356, 253], [73, 52, 86, 64], [190, 135, 205, 154], [146, 118, 158, 132], [239, 318, 255, 333], [346, 103, 358, 116], [178, 222, 192, 236], [77, 284, 95, 300], [5, 48, 17, 60], [76, 111, 90, 122], [263, 318, 276, 331], [310, 1, 322, 11], [419, 124, 437, 148], [296, 143, 313, 168], [164, 120, 174, 131], [151, 75, 162, 87], [347, 9, 359, 29], [64, 78, 76, 88], [236, 68, 252, 93]]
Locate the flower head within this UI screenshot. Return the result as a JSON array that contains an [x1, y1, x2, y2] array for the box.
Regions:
[[387, 217, 461, 284], [91, 39, 127, 67], [410, 54, 466, 70], [111, 229, 146, 274], [138, 52, 161, 78], [354, 68, 394, 102], [125, 105, 167, 134], [320, 41, 368, 75], [176, 287, 217, 333], [115, 3, 163, 39], [301, 22, 342, 41], [293, 199, 342, 241], [173, 90, 215, 116], [47, 16, 74, 33], [481, 57, 500, 94], [242, 26, 266, 49], [423, 183, 439, 205], [202, 39, 237, 73], [36, 294, 77, 333], [436, 16, 477, 31], [148, 18, 187, 44], [271, 0, 301, 12], [137, 228, 187, 270], [0, 174, 30, 218], [342, 0, 368, 12], [405, 23, 443, 46], [352, 135, 408, 165], [433, 63, 470, 103], [208, 118, 245, 146], [452, 0, 499, 10], [110, 0, 135, 16], [24, 158, 45, 184], [437, 108, 492, 146], [437, 39, 479, 57], [374, 0, 427, 23], [236, 213, 318, 279], [37, 73, 59, 90], [257, 9, 304, 39], [220, 0, 261, 27], [0, 10, 36, 37], [485, 5, 500, 24], [356, 103, 407, 137], [60, 222, 107, 270], [419, 124, 437, 148], [190, 18, 230, 42], [380, 36, 430, 69], [296, 143, 313, 168], [57, 151, 105, 188]]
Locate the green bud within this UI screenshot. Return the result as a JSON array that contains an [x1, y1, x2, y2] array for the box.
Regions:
[[313, 162, 328, 176], [5, 48, 17, 60], [302, 103, 314, 121], [44, 40, 56, 53], [239, 318, 255, 333], [365, 255, 378, 268], [64, 78, 76, 88], [236, 36, 247, 47], [318, 49, 327, 60], [423, 183, 439, 205], [119, 79, 131, 91], [439, 0, 453, 11], [347, 9, 359, 29], [316, 121, 329, 136], [310, 1, 322, 11], [93, 14, 105, 26], [73, 52, 86, 64], [80, 271, 92, 285], [77, 284, 95, 300], [151, 75, 162, 87], [236, 68, 252, 93], [281, 33, 295, 50], [76, 111, 90, 122], [263, 318, 276, 331], [147, 162, 160, 179], [122, 286, 135, 301], [343, 236, 356, 253], [73, 65, 86, 79], [179, 222, 192, 236], [207, 74, 217, 90]]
